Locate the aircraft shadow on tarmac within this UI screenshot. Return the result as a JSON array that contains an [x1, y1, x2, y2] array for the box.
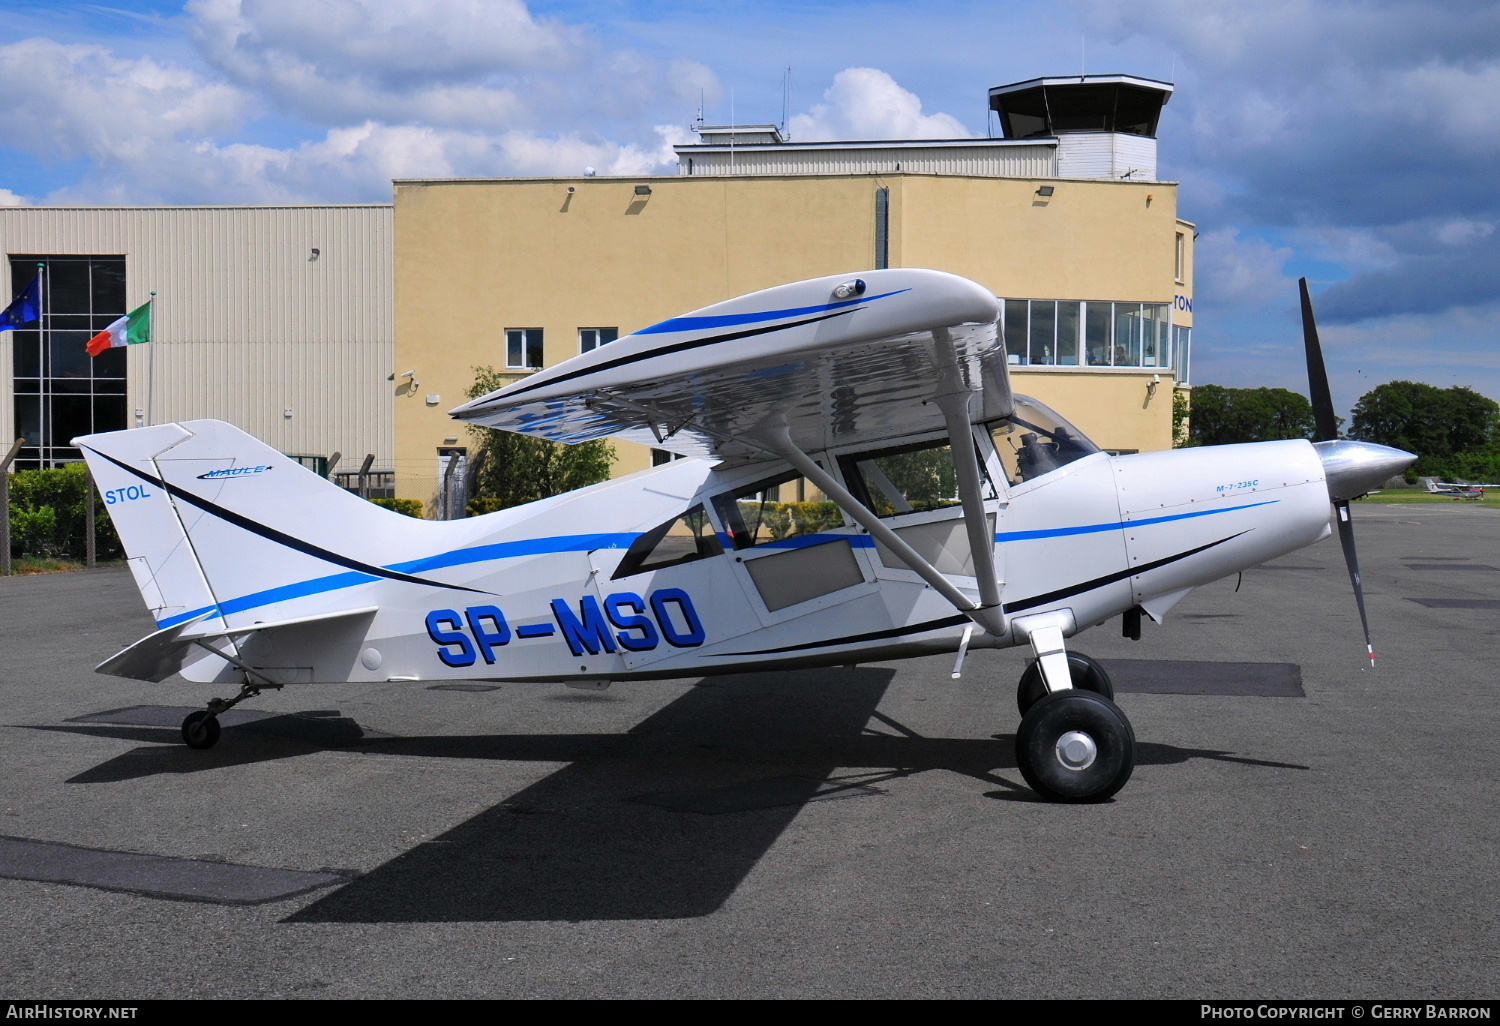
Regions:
[[33, 668, 1307, 923]]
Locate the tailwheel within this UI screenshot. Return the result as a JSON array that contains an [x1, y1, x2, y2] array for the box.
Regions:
[[181, 710, 222, 750], [1016, 651, 1114, 715], [1015, 690, 1135, 803]]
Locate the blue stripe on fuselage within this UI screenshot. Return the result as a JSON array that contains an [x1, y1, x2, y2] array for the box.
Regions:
[[997, 500, 1278, 541], [152, 500, 1279, 628]]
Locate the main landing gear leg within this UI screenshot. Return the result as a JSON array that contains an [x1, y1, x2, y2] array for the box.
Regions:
[[180, 678, 284, 750], [1012, 614, 1136, 803]]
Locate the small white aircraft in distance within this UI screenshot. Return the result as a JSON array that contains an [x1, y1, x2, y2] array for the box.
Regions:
[[1424, 478, 1492, 500], [75, 269, 1414, 802]]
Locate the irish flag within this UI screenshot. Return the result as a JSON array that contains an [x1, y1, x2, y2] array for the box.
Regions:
[[86, 299, 151, 357]]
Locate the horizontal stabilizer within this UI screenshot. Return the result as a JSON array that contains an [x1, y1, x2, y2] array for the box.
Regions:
[[98, 606, 379, 683]]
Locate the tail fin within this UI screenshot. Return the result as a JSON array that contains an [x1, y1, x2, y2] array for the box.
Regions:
[[76, 420, 445, 642], [77, 422, 224, 632]]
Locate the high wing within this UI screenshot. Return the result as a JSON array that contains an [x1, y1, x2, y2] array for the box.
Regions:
[[450, 268, 1010, 462]]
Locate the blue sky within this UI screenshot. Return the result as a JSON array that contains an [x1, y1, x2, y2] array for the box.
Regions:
[[0, 0, 1496, 418]]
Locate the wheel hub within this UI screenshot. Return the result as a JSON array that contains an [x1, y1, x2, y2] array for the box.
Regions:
[[1055, 730, 1098, 771]]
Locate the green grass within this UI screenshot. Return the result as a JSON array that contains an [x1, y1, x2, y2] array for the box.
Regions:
[[1355, 490, 1500, 505]]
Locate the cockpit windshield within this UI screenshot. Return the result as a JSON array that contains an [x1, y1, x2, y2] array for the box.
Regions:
[[988, 395, 1101, 484]]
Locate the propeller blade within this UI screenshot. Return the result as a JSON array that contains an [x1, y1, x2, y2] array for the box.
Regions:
[[1302, 280, 1389, 667], [1299, 277, 1340, 443], [1333, 499, 1376, 666]]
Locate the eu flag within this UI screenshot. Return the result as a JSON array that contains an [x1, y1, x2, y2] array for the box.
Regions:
[[0, 273, 40, 331]]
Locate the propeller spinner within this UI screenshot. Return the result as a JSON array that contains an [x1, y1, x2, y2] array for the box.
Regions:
[[1300, 277, 1416, 666]]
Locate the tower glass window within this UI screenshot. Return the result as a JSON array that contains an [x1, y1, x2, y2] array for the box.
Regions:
[[1004, 298, 1170, 370], [10, 256, 128, 469]]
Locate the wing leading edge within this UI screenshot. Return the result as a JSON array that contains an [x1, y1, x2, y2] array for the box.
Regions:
[[450, 268, 1011, 461]]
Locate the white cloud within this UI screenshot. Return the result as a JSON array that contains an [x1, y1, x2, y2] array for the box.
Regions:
[[185, 0, 563, 129], [1433, 218, 1495, 247], [41, 119, 687, 206], [1291, 226, 1400, 272], [0, 188, 27, 206], [1194, 227, 1294, 310], [789, 68, 970, 141], [0, 38, 247, 162], [182, 0, 721, 139], [0, 5, 697, 205], [1388, 60, 1500, 154]]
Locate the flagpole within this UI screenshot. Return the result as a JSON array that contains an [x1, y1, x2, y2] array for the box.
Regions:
[[146, 291, 156, 426]]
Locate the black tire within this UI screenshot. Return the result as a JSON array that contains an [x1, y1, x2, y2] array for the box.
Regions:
[[181, 711, 221, 750], [1015, 690, 1135, 803], [1016, 651, 1114, 716]]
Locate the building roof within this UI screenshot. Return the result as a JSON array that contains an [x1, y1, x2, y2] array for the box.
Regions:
[[988, 73, 1174, 100]]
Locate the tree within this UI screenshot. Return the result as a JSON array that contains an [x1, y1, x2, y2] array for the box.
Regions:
[[1172, 387, 1194, 448], [464, 367, 616, 511], [1433, 438, 1500, 484], [7, 463, 121, 560], [1186, 385, 1319, 447], [1349, 381, 1499, 474]]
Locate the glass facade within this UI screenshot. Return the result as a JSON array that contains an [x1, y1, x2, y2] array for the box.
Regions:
[[10, 256, 128, 469], [1001, 298, 1172, 370]]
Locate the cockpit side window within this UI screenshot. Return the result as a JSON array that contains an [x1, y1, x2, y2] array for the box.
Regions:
[[988, 396, 1102, 484], [838, 437, 995, 518], [612, 504, 723, 579], [711, 468, 843, 551]]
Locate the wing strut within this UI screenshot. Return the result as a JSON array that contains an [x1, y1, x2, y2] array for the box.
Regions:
[[760, 424, 1006, 636], [930, 327, 1004, 613]]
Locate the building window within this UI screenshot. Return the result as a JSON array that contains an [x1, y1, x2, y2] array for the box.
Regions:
[[1085, 301, 1111, 365], [1175, 232, 1186, 283], [505, 328, 543, 370], [579, 327, 618, 354], [1003, 299, 1028, 364], [10, 256, 128, 470], [1114, 303, 1143, 366], [1172, 325, 1192, 385], [1029, 300, 1057, 364], [1002, 298, 1171, 369]]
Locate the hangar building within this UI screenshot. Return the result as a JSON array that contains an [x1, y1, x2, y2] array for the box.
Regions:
[[0, 205, 393, 476]]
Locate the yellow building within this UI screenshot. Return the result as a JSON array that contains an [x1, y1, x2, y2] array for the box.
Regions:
[[393, 75, 1193, 509]]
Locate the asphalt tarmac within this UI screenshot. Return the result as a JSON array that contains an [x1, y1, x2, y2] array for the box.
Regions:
[[1, 503, 1496, 999]]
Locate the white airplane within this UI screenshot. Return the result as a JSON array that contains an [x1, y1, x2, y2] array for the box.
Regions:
[[1424, 479, 1492, 500], [74, 269, 1414, 803]]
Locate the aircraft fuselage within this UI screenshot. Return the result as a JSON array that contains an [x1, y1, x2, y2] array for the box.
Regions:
[[180, 433, 1332, 688]]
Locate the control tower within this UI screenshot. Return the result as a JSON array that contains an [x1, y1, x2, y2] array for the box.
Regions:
[[989, 74, 1173, 180]]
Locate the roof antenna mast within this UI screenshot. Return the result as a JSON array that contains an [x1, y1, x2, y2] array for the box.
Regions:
[[781, 65, 792, 140]]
